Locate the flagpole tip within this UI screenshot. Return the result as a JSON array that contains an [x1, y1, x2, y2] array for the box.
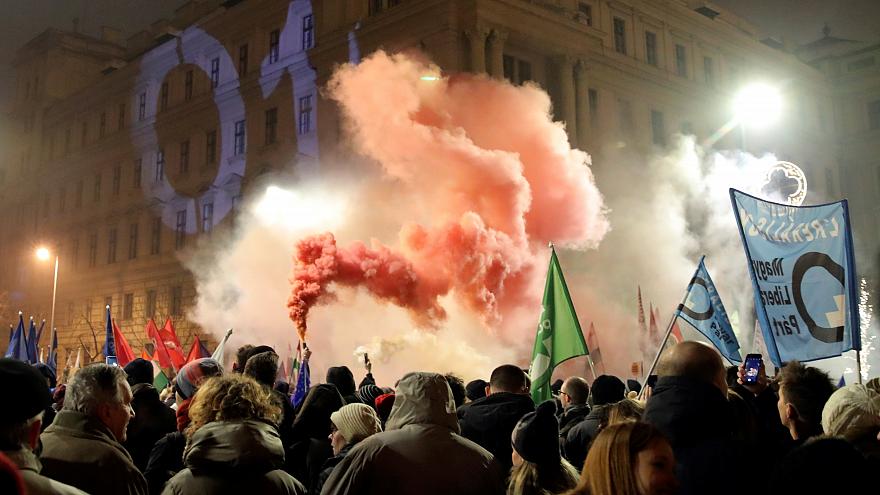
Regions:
[[105, 305, 110, 310], [18, 311, 22, 316], [548, 241, 554, 248], [29, 316, 34, 320]]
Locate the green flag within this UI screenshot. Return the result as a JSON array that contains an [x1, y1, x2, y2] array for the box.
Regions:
[[529, 246, 588, 404], [152, 359, 170, 391]]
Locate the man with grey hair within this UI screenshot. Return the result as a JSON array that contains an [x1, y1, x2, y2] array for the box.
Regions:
[[40, 363, 147, 495], [0, 358, 86, 494]]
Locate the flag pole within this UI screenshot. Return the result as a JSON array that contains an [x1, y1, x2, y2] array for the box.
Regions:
[[638, 313, 677, 400], [586, 353, 597, 381], [856, 349, 863, 384]]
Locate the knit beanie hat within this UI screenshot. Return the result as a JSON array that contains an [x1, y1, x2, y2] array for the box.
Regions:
[[330, 403, 382, 443], [465, 379, 487, 402], [175, 358, 223, 399], [375, 392, 395, 424], [356, 384, 384, 408], [124, 358, 154, 386], [0, 358, 52, 425], [821, 383, 880, 437], [591, 375, 626, 406], [512, 400, 560, 464]]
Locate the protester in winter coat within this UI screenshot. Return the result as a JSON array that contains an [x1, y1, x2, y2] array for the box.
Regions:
[[321, 371, 506, 495], [245, 351, 295, 445], [124, 382, 176, 472], [769, 437, 869, 493], [286, 384, 345, 490], [143, 358, 223, 495], [325, 367, 359, 404], [445, 374, 467, 408], [0, 358, 87, 495], [557, 377, 591, 443], [564, 422, 677, 495], [312, 403, 382, 494], [508, 401, 579, 495], [642, 342, 739, 495], [775, 360, 836, 443], [821, 383, 880, 463], [458, 364, 535, 472], [564, 375, 626, 470], [162, 374, 305, 494], [40, 363, 147, 495]]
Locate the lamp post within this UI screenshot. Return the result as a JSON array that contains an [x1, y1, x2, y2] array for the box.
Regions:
[[732, 83, 783, 150], [35, 247, 59, 348]]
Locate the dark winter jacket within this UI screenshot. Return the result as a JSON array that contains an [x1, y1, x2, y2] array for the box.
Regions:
[[124, 384, 177, 472], [162, 420, 305, 495], [311, 443, 354, 495], [457, 391, 535, 472], [643, 376, 741, 495], [40, 410, 148, 495], [286, 384, 344, 489], [143, 431, 186, 495], [321, 372, 505, 495], [562, 404, 601, 470], [558, 404, 591, 441]]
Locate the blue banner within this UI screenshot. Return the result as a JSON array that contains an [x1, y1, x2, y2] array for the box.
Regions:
[[676, 256, 742, 363], [730, 189, 860, 367]]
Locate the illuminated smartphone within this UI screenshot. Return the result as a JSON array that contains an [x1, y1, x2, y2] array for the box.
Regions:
[[744, 354, 761, 384], [106, 356, 119, 367]]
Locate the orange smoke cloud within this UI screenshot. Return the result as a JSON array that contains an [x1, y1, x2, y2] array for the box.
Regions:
[[288, 51, 608, 339]]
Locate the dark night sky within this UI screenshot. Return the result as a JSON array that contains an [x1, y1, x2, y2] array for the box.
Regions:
[[0, 0, 878, 109]]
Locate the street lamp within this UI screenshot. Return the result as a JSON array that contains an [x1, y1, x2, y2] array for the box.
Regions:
[[733, 83, 783, 129], [35, 247, 59, 349]]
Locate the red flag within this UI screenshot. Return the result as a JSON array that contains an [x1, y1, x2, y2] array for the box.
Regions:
[[141, 349, 152, 361], [112, 320, 136, 367], [671, 319, 685, 344], [637, 286, 648, 333], [160, 318, 186, 370], [146, 319, 174, 369], [186, 335, 207, 363], [649, 302, 660, 344]]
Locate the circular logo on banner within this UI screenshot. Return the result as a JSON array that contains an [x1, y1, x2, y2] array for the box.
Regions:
[[678, 277, 714, 321], [761, 161, 808, 206], [791, 252, 846, 344]]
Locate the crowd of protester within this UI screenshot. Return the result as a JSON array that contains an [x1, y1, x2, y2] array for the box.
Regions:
[[1, 339, 878, 494]]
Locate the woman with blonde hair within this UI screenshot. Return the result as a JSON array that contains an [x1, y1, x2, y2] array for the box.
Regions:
[[508, 401, 580, 495], [162, 374, 305, 494], [565, 422, 677, 495]]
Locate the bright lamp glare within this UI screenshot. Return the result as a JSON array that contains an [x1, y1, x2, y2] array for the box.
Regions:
[[733, 83, 783, 129], [419, 75, 440, 81], [254, 185, 346, 232], [35, 247, 50, 261]]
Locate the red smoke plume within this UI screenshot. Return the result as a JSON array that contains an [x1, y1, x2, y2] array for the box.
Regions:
[[288, 51, 609, 339]]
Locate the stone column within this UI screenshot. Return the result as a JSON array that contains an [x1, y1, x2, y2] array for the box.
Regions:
[[575, 59, 590, 150], [464, 27, 490, 73], [557, 55, 576, 145], [487, 29, 508, 78]]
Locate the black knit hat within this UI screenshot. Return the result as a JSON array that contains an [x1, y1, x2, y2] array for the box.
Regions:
[[591, 375, 626, 406], [465, 379, 487, 401], [124, 358, 154, 386], [512, 400, 560, 464], [356, 384, 384, 408], [0, 358, 52, 424]]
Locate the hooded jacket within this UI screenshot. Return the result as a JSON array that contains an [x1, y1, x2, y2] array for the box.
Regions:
[[457, 391, 535, 472], [321, 372, 505, 495], [40, 410, 148, 495], [162, 420, 305, 495], [286, 384, 344, 489], [643, 376, 741, 495]]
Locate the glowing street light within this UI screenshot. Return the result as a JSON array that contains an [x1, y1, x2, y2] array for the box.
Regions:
[[732, 83, 783, 129], [35, 246, 59, 350], [36, 247, 51, 261]]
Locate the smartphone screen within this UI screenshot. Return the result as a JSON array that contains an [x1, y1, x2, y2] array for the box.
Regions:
[[744, 354, 761, 384], [106, 356, 119, 367], [646, 374, 658, 389]]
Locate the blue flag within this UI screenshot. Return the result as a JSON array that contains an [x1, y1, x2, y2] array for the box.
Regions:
[[102, 305, 116, 361], [47, 329, 58, 376], [26, 317, 38, 364], [4, 314, 27, 361], [291, 357, 310, 408], [35, 320, 45, 347], [675, 256, 742, 363], [838, 375, 845, 388], [730, 189, 860, 367]]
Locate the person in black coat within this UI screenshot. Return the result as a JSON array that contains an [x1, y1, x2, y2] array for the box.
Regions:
[[457, 364, 534, 472], [244, 351, 295, 445], [121, 359, 176, 473], [557, 377, 591, 440], [285, 384, 344, 490], [642, 341, 742, 495], [563, 374, 625, 470]]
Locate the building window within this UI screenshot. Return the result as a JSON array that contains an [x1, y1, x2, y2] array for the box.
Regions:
[[150, 218, 161, 255], [179, 140, 190, 175], [123, 293, 134, 320], [675, 44, 687, 77], [175, 210, 187, 249], [171, 286, 183, 316], [368, 0, 383, 15], [651, 110, 666, 146], [76, 180, 84, 208], [64, 128, 71, 154], [59, 187, 66, 212], [265, 107, 278, 145], [234, 120, 246, 155], [138, 92, 146, 120], [146, 289, 157, 318], [302, 15, 314, 50], [155, 149, 165, 182], [81, 122, 88, 146], [118, 103, 126, 130], [128, 222, 138, 260], [613, 17, 627, 55], [577, 3, 593, 26], [588, 88, 598, 125], [298, 95, 312, 134], [88, 233, 97, 267], [99, 112, 106, 137], [133, 159, 142, 188], [269, 29, 280, 63], [93, 173, 102, 202], [184, 70, 194, 101], [107, 227, 117, 264], [503, 55, 532, 84], [206, 130, 217, 164], [645, 31, 658, 66], [72, 237, 79, 268], [703, 56, 714, 86], [238, 44, 248, 76], [210, 57, 220, 88], [112, 166, 121, 196], [868, 100, 880, 130], [160, 82, 169, 111], [202, 202, 214, 234], [618, 98, 633, 134]]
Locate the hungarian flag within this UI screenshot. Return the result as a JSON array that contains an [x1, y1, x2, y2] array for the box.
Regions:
[[529, 246, 588, 404], [146, 319, 174, 370], [152, 358, 170, 391], [586, 322, 603, 371], [113, 320, 137, 367], [186, 335, 211, 363], [160, 318, 187, 370]]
